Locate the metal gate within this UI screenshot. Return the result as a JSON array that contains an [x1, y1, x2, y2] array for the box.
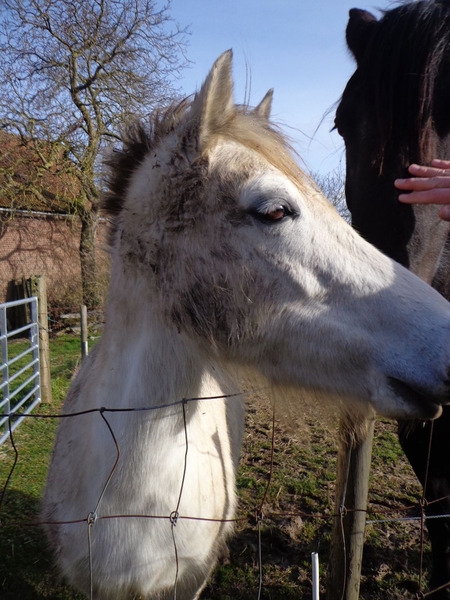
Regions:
[[0, 297, 41, 445]]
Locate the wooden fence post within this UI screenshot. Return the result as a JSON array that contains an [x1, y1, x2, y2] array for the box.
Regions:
[[327, 416, 375, 600], [80, 305, 88, 359], [29, 275, 53, 404]]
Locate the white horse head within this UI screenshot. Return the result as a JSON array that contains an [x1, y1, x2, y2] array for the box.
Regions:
[[108, 49, 450, 420], [43, 50, 450, 600]]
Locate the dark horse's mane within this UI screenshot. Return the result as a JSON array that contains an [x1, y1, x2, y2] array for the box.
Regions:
[[360, 0, 450, 168]]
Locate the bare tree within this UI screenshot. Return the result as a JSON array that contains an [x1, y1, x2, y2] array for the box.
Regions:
[[311, 166, 350, 222], [0, 0, 188, 305]]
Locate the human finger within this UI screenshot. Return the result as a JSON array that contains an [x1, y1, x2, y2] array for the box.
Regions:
[[408, 163, 450, 177], [395, 176, 436, 190], [439, 204, 450, 221], [431, 158, 450, 171], [395, 176, 450, 191], [398, 188, 450, 204]]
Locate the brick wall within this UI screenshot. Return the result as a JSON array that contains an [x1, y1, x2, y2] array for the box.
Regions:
[[0, 212, 111, 307]]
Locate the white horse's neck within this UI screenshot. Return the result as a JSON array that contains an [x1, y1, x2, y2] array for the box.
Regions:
[[92, 266, 233, 411]]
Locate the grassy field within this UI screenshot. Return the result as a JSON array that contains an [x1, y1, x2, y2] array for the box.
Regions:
[[0, 334, 432, 599]]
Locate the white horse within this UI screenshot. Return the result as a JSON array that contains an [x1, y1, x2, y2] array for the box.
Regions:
[[43, 51, 450, 600]]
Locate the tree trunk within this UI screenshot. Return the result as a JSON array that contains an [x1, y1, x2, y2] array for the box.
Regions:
[[79, 208, 99, 307]]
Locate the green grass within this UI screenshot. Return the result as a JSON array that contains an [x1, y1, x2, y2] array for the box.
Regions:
[[0, 336, 433, 599], [0, 336, 89, 600]]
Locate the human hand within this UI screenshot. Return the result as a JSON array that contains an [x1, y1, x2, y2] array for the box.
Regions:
[[395, 159, 450, 221]]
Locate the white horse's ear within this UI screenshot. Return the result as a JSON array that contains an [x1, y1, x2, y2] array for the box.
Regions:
[[253, 89, 273, 120], [190, 50, 235, 149]]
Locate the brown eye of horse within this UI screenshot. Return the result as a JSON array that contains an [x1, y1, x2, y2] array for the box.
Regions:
[[267, 206, 286, 220], [249, 203, 295, 224]]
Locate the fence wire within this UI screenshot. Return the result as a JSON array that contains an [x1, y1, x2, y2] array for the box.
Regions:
[[1, 394, 450, 600]]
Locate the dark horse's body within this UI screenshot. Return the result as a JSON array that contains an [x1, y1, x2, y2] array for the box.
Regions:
[[336, 1, 450, 597]]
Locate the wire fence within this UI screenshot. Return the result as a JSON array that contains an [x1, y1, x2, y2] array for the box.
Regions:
[[1, 316, 450, 599]]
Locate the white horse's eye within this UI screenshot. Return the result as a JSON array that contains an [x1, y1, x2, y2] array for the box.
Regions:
[[249, 202, 296, 224], [267, 206, 287, 221]]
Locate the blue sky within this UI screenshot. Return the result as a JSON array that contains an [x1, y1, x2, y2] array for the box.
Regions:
[[170, 0, 388, 175]]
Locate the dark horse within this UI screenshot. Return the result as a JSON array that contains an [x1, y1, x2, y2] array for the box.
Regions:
[[335, 1, 450, 597]]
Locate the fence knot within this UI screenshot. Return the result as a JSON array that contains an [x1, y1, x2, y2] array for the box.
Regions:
[[254, 510, 264, 525], [339, 505, 348, 518], [415, 592, 425, 600], [87, 511, 98, 526], [170, 510, 179, 526], [419, 498, 429, 511]]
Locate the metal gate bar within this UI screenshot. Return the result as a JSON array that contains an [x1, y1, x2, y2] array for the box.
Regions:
[[0, 297, 41, 445]]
